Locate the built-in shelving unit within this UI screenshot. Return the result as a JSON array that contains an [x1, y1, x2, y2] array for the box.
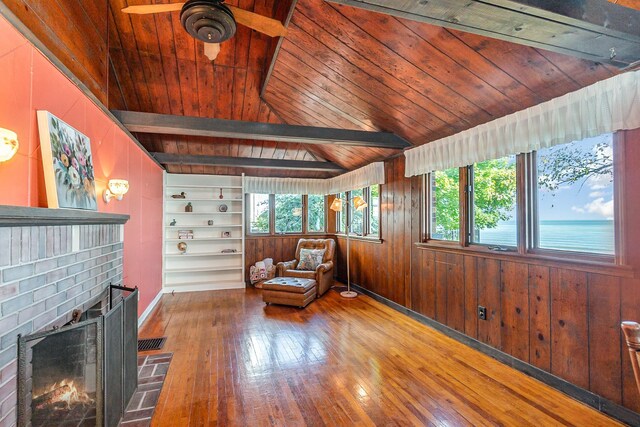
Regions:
[[163, 173, 245, 293]]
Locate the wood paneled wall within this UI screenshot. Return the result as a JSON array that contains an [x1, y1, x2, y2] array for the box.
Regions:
[[333, 131, 640, 413]]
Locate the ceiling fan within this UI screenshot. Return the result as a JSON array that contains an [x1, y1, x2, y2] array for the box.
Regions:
[[122, 0, 287, 61]]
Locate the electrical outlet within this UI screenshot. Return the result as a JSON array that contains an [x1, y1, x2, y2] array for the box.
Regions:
[[478, 305, 487, 321]]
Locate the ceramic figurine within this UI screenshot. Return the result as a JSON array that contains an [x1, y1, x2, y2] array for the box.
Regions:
[[185, 202, 193, 212], [171, 192, 186, 199], [170, 219, 177, 226]]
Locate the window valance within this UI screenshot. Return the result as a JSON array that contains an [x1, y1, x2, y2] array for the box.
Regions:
[[404, 71, 640, 177], [244, 162, 385, 195]]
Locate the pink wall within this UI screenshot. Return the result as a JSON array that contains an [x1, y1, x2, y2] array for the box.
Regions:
[[0, 15, 163, 316]]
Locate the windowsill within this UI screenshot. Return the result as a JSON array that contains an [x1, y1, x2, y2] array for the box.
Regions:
[[414, 241, 634, 278], [335, 234, 383, 244], [246, 233, 331, 238]]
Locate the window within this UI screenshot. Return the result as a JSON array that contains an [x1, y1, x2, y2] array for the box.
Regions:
[[275, 194, 303, 234], [248, 194, 270, 234], [534, 134, 614, 255], [336, 186, 381, 239], [351, 189, 364, 236], [471, 156, 517, 247], [336, 192, 347, 234], [247, 194, 326, 235], [369, 184, 380, 237], [422, 133, 618, 259], [430, 167, 460, 241], [307, 194, 325, 233]]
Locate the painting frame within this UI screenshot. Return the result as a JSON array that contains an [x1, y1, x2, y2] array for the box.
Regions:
[[37, 111, 98, 210]]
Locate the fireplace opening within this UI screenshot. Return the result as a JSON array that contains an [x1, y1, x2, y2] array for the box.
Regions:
[[29, 321, 101, 426], [19, 318, 103, 426], [18, 285, 138, 427]]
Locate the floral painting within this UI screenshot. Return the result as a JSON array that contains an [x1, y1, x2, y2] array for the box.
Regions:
[[37, 111, 97, 210]]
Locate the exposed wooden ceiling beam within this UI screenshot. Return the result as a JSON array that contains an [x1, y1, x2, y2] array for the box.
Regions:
[[326, 0, 640, 68], [151, 153, 346, 172], [111, 110, 411, 149]]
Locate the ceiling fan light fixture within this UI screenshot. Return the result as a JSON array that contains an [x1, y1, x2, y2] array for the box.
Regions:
[[180, 0, 236, 43]]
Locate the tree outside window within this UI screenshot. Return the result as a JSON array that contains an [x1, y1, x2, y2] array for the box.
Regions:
[[308, 194, 325, 232], [275, 194, 303, 233]]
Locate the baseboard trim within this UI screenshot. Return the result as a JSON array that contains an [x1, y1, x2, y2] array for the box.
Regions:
[[138, 290, 163, 328], [163, 282, 246, 294], [347, 282, 640, 426]]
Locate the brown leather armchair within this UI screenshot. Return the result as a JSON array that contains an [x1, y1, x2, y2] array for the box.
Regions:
[[276, 239, 336, 297]]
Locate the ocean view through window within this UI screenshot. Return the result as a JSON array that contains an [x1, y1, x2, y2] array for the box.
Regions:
[[535, 134, 615, 255]]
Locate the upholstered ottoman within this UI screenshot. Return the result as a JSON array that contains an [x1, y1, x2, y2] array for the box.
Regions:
[[262, 277, 317, 308]]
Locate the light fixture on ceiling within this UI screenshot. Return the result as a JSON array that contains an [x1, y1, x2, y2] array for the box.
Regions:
[[330, 194, 368, 299], [103, 179, 130, 203], [0, 128, 19, 163]]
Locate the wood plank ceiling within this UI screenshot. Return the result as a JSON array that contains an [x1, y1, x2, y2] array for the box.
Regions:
[[3, 0, 624, 177]]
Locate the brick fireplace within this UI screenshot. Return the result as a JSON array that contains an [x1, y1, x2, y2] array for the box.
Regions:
[[0, 207, 129, 427]]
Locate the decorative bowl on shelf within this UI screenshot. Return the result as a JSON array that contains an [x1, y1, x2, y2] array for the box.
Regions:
[[177, 241, 188, 254], [218, 204, 228, 212]]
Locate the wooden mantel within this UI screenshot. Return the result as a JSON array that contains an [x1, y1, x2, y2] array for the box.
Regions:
[[0, 206, 130, 227]]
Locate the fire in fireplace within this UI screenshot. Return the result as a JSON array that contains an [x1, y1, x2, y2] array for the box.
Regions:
[[17, 285, 138, 427], [20, 318, 102, 427]]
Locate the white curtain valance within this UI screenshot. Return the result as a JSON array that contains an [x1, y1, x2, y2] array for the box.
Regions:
[[244, 162, 385, 195], [244, 177, 327, 195], [326, 161, 385, 194], [404, 71, 640, 177]]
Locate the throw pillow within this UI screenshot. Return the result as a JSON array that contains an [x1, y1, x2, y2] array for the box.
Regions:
[[297, 248, 325, 271]]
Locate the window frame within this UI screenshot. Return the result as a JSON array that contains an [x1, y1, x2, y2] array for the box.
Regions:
[[246, 193, 272, 236], [245, 193, 328, 236], [525, 147, 619, 264], [335, 186, 382, 240], [466, 155, 520, 252], [306, 194, 328, 234], [274, 193, 304, 235], [423, 166, 467, 247], [421, 133, 624, 265]]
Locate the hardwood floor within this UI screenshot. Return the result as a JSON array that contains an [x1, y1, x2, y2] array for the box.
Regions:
[[140, 286, 621, 426]]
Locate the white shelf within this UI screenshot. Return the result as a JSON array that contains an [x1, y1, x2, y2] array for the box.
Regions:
[[165, 266, 242, 273], [165, 198, 243, 202], [163, 173, 245, 293], [165, 237, 242, 242], [166, 184, 242, 189], [166, 252, 242, 257], [165, 225, 242, 229], [165, 212, 242, 215]]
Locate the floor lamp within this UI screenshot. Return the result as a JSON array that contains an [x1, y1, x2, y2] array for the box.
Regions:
[[330, 195, 368, 298]]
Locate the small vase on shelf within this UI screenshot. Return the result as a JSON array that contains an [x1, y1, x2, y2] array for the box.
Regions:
[[185, 202, 193, 213]]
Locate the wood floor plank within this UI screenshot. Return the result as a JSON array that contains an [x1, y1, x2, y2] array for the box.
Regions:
[[140, 286, 622, 426]]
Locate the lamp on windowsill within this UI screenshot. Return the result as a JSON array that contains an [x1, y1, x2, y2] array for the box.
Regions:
[[330, 195, 367, 298]]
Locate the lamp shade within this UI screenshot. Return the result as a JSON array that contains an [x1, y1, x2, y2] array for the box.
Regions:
[[0, 128, 19, 163], [108, 179, 129, 197], [352, 196, 368, 211], [329, 197, 343, 212]]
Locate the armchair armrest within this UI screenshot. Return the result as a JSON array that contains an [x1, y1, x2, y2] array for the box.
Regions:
[[316, 261, 334, 273], [276, 260, 297, 276]]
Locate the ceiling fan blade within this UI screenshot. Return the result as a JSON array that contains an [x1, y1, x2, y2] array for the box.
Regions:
[[226, 5, 287, 38], [204, 43, 221, 61], [121, 3, 185, 14]]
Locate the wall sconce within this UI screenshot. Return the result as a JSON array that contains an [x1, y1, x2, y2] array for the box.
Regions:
[[103, 179, 129, 203], [0, 128, 19, 163]]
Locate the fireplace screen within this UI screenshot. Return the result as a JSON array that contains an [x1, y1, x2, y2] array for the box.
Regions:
[[18, 318, 103, 427]]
